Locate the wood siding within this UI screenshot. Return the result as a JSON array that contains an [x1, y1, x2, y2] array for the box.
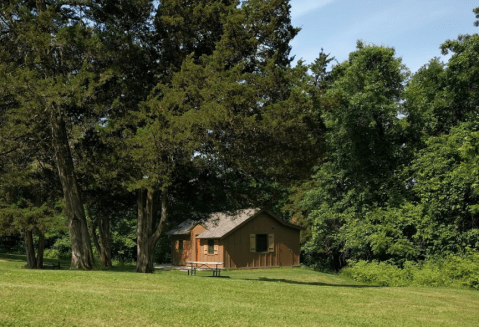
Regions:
[[170, 224, 206, 265], [199, 239, 224, 265], [222, 212, 300, 269], [170, 212, 300, 269]]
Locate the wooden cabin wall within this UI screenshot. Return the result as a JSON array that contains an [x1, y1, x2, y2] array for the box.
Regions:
[[170, 224, 206, 266], [190, 224, 206, 262], [170, 235, 190, 266], [199, 239, 224, 265], [221, 212, 300, 269]]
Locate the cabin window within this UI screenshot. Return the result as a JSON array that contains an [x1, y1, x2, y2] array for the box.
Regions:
[[208, 240, 215, 254], [179, 240, 183, 251], [256, 234, 268, 252]]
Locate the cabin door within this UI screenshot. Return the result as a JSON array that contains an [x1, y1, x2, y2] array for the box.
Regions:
[[196, 236, 200, 262]]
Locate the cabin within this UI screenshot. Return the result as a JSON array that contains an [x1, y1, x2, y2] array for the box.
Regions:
[[166, 208, 303, 269]]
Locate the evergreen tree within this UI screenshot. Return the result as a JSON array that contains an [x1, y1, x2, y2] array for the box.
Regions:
[[0, 0, 155, 269], [123, 0, 321, 272]]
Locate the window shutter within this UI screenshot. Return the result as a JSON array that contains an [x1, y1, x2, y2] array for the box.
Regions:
[[214, 240, 218, 255], [204, 244, 208, 255], [268, 234, 274, 252], [250, 234, 256, 252]]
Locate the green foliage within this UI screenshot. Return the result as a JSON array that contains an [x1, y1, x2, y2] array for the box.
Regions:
[[344, 205, 421, 263], [342, 260, 412, 287], [342, 252, 479, 289], [0, 236, 25, 254], [297, 13, 479, 271], [409, 123, 479, 255], [403, 57, 445, 140], [0, 159, 63, 240], [110, 214, 137, 263], [474, 7, 479, 27], [320, 41, 409, 209], [43, 231, 72, 260], [153, 233, 172, 264], [296, 43, 409, 270]]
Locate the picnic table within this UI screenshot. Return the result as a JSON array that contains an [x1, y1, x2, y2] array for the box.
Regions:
[[185, 261, 223, 277]]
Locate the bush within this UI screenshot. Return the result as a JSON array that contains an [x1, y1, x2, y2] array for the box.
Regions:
[[341, 252, 479, 289], [341, 260, 409, 287]]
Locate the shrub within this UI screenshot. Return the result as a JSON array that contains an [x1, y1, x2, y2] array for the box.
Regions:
[[341, 260, 408, 286], [341, 252, 479, 289]]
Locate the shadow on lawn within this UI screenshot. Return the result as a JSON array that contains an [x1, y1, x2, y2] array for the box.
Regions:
[[0, 253, 72, 269], [0, 253, 26, 262], [0, 254, 151, 272], [244, 277, 378, 288], [200, 275, 231, 279]]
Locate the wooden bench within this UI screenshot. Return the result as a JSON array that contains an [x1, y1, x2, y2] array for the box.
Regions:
[[186, 261, 223, 277]]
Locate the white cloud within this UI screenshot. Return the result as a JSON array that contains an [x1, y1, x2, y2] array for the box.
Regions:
[[290, 0, 338, 19]]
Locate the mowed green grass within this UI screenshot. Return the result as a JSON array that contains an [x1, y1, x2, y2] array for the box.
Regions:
[[1, 254, 479, 327]]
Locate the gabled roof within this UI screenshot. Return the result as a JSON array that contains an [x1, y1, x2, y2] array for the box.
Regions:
[[166, 219, 199, 236], [196, 208, 303, 239], [167, 208, 303, 239], [196, 208, 260, 239]]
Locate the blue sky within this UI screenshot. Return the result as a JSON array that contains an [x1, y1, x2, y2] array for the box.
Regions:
[[289, 0, 478, 73]]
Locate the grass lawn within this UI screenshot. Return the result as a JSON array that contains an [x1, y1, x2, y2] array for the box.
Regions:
[[1, 254, 479, 326]]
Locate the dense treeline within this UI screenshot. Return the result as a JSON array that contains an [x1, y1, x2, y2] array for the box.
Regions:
[[1, 1, 478, 276], [291, 9, 479, 271]]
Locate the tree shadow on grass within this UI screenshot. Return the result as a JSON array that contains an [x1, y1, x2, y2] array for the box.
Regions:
[[243, 277, 378, 288], [0, 254, 176, 273], [200, 275, 231, 279], [0, 253, 72, 269], [0, 254, 168, 273], [0, 253, 26, 262], [100, 264, 137, 273]]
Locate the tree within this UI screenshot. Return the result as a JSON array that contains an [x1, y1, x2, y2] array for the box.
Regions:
[[321, 41, 408, 209], [402, 57, 445, 143], [0, 142, 61, 269], [411, 123, 479, 256], [122, 0, 321, 273], [0, 0, 158, 269], [0, 0, 112, 269], [298, 42, 409, 270], [1, 0, 322, 273]]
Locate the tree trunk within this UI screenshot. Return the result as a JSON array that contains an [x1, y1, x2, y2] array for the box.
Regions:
[[98, 213, 112, 267], [149, 187, 169, 252], [51, 109, 94, 270], [87, 206, 112, 268], [24, 229, 36, 269], [136, 187, 169, 273], [36, 229, 45, 269], [89, 217, 103, 263], [136, 189, 154, 273]]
